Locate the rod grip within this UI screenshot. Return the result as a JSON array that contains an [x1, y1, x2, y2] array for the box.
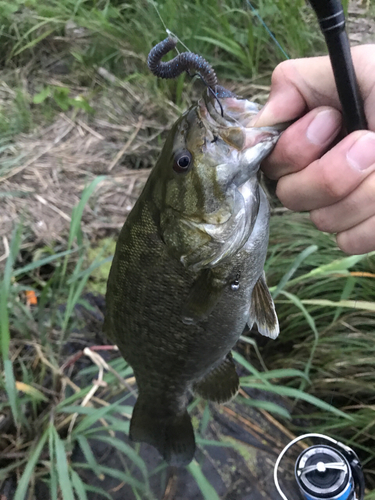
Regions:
[[309, 0, 368, 132]]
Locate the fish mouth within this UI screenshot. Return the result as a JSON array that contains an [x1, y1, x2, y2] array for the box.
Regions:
[[198, 86, 284, 152], [200, 86, 261, 130]]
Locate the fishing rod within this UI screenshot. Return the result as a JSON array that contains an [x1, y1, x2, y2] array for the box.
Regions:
[[272, 3, 367, 498], [308, 0, 367, 132]]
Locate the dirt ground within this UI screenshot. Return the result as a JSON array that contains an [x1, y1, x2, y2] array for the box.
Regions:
[[1, 1, 373, 262], [0, 3, 374, 498]]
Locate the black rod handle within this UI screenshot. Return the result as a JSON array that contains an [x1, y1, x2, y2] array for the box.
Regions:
[[309, 0, 367, 133]]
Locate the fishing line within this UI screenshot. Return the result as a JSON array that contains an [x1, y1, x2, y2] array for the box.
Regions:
[[147, 2, 225, 115], [244, 0, 290, 60], [148, 0, 192, 54]]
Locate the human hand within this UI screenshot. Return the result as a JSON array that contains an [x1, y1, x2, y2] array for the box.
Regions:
[[255, 44, 375, 255]]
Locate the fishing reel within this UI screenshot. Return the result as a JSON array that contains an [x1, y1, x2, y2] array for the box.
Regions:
[[274, 433, 365, 500]]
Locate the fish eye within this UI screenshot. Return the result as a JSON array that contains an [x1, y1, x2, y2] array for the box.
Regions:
[[173, 150, 192, 173]]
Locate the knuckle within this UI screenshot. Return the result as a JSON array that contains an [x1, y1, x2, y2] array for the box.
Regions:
[[336, 233, 358, 255], [319, 161, 349, 201], [271, 60, 296, 87], [278, 140, 305, 169], [310, 210, 334, 233], [276, 178, 298, 210]]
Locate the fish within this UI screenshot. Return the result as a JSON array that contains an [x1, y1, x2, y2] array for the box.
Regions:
[[104, 85, 281, 466]]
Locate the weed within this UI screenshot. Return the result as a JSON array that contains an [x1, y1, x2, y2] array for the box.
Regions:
[[1, 0, 374, 497], [33, 85, 94, 113], [2, 190, 374, 497]]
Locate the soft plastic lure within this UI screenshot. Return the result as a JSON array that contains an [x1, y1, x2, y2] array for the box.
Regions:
[[147, 35, 217, 90]]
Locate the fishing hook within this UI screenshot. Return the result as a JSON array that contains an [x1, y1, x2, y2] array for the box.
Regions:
[[147, 36, 224, 117]]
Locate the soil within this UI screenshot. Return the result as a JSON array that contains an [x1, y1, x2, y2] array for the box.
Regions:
[[1, 2, 374, 498]]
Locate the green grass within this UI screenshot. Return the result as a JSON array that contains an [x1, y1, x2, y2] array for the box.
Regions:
[[0, 0, 329, 138], [1, 0, 375, 497], [1, 0, 324, 74], [2, 188, 375, 497], [264, 214, 375, 480]]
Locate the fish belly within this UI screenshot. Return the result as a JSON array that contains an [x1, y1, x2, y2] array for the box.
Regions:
[[105, 187, 270, 395]]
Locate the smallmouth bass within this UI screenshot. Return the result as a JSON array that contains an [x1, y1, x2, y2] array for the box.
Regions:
[[104, 86, 281, 466]]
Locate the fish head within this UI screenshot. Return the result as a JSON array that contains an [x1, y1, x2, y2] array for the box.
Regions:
[[152, 86, 284, 268]]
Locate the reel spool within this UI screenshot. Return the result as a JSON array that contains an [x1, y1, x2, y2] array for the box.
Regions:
[[274, 433, 365, 500]]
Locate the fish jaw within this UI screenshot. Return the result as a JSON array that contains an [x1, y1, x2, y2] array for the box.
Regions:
[[193, 93, 280, 189], [212, 124, 280, 189]]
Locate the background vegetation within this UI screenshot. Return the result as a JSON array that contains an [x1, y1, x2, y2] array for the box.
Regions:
[[1, 0, 375, 498]]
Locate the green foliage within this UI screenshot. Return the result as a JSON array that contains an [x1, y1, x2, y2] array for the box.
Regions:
[[0, 89, 33, 136], [33, 86, 94, 113], [187, 460, 220, 500], [5, 184, 374, 497], [86, 238, 116, 293], [1, 0, 374, 497], [262, 213, 375, 472], [0, 0, 324, 75]]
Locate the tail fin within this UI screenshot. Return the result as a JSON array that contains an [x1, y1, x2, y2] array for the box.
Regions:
[[129, 397, 195, 466]]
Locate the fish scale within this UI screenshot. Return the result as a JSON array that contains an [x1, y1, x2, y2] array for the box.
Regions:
[[104, 87, 283, 466]]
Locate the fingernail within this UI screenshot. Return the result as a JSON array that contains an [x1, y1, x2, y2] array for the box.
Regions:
[[347, 132, 375, 171], [250, 105, 266, 127], [306, 109, 342, 145], [251, 102, 276, 127]]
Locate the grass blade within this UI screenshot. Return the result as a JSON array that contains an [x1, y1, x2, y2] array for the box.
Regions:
[[299, 299, 375, 312], [14, 429, 49, 500], [72, 401, 121, 435], [236, 395, 291, 418], [232, 351, 272, 387], [239, 382, 353, 420], [1, 225, 22, 358], [279, 290, 319, 384], [92, 435, 148, 478], [273, 244, 318, 298], [67, 176, 106, 250], [13, 248, 78, 277], [48, 424, 58, 500], [4, 360, 19, 424], [82, 485, 113, 500], [74, 463, 146, 491], [241, 368, 309, 382], [15, 381, 48, 402], [187, 460, 220, 500], [279, 251, 375, 288], [71, 470, 88, 500], [76, 435, 104, 480], [53, 428, 75, 500]]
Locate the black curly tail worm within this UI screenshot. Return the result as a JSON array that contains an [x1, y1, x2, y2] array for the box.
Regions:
[[148, 36, 223, 115], [147, 35, 218, 90]]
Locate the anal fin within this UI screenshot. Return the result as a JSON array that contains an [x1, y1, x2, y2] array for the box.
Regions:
[[193, 353, 239, 403], [249, 272, 279, 339]]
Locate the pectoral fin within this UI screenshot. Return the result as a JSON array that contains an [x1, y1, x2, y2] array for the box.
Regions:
[[193, 353, 239, 403], [249, 272, 279, 339], [181, 269, 225, 325]]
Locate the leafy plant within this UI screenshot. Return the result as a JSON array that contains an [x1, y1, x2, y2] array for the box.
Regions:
[[33, 86, 94, 113]]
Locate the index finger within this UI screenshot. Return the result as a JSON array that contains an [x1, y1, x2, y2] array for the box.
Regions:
[[254, 45, 375, 130]]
